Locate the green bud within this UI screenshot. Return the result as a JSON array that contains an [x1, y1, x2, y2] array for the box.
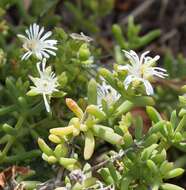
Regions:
[[48, 134, 62, 144], [78, 44, 91, 61], [48, 156, 57, 164], [38, 138, 53, 156], [18, 96, 28, 109], [69, 117, 80, 130], [54, 144, 68, 159], [86, 105, 106, 120], [50, 126, 75, 137], [59, 158, 77, 166], [42, 153, 49, 162]]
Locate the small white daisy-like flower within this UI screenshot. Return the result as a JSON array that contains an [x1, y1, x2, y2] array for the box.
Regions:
[[17, 23, 57, 60], [70, 32, 93, 43], [118, 50, 168, 95], [97, 79, 120, 108], [27, 59, 59, 112]]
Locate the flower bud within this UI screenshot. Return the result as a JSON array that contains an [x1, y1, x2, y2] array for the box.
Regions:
[[78, 44, 91, 61], [38, 138, 53, 156], [41, 153, 49, 162], [86, 105, 106, 120], [48, 134, 62, 144], [59, 158, 77, 166], [66, 98, 84, 119], [48, 156, 57, 164], [69, 117, 80, 129], [54, 144, 68, 159], [50, 126, 74, 137]]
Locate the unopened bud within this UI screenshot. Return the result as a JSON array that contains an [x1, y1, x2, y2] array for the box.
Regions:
[[66, 98, 83, 119]]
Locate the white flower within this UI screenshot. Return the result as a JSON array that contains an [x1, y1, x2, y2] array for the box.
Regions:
[[97, 79, 120, 107], [70, 32, 93, 43], [17, 23, 57, 60], [28, 59, 59, 112], [118, 50, 168, 95]]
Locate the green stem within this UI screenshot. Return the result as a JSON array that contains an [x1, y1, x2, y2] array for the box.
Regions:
[[15, 116, 25, 130], [2, 137, 14, 155]]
